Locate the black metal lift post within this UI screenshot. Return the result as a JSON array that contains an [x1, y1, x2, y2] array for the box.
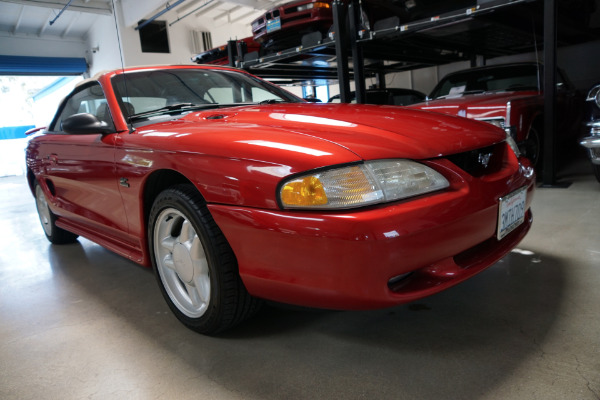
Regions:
[[542, 0, 569, 187], [349, 0, 366, 103], [332, 0, 351, 103]]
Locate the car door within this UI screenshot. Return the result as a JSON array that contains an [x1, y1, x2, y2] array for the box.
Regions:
[[37, 82, 129, 241]]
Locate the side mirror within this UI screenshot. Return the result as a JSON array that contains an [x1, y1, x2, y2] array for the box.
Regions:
[[61, 113, 114, 135]]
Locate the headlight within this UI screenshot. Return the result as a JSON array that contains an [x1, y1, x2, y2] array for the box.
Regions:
[[586, 84, 600, 108], [479, 118, 505, 130], [505, 134, 521, 157], [478, 118, 520, 157], [279, 160, 449, 209], [297, 2, 330, 12]]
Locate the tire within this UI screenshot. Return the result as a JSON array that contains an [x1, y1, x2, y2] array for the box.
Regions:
[[593, 164, 600, 183], [148, 184, 261, 335], [523, 126, 542, 169], [34, 181, 79, 244]]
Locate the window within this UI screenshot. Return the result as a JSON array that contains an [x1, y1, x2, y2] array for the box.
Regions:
[[138, 20, 170, 53], [50, 82, 114, 132], [111, 69, 299, 116]]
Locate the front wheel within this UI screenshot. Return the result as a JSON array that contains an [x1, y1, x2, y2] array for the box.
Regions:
[[148, 185, 261, 334], [34, 181, 78, 244], [523, 126, 542, 168]]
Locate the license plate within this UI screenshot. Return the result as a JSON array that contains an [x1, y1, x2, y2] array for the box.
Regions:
[[497, 187, 527, 240], [266, 17, 281, 33]]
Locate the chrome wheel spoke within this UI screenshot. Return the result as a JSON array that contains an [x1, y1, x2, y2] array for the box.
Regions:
[[178, 220, 195, 245], [184, 282, 202, 307], [160, 236, 177, 252], [193, 274, 211, 305], [162, 254, 175, 270], [35, 185, 52, 236]]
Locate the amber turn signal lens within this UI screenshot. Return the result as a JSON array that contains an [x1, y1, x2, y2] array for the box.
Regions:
[[281, 176, 328, 207]]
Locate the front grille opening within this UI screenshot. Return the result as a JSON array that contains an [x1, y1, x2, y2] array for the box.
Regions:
[[283, 13, 312, 24], [447, 142, 506, 177]]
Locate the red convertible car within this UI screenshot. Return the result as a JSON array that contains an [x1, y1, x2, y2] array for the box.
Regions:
[[410, 63, 582, 169], [26, 65, 535, 334]]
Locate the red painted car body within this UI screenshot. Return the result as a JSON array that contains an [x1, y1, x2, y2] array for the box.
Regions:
[[191, 36, 260, 66], [410, 63, 582, 167], [250, 0, 476, 52], [251, 0, 336, 51], [26, 65, 534, 331]]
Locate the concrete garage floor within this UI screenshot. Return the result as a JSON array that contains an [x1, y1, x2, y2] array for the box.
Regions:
[[1, 160, 599, 400]]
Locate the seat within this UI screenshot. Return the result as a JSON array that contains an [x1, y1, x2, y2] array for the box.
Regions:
[[122, 102, 135, 118], [95, 103, 111, 124]]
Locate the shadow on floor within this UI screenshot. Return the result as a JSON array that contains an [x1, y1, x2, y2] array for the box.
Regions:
[[45, 240, 566, 400]]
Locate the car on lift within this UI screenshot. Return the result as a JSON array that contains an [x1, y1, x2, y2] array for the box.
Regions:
[[191, 36, 260, 66], [581, 83, 600, 182], [251, 0, 476, 53], [328, 88, 426, 106], [26, 64, 535, 335], [409, 63, 582, 170]]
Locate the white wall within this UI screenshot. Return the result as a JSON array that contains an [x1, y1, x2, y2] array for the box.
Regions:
[[85, 15, 124, 76], [85, 2, 254, 76]]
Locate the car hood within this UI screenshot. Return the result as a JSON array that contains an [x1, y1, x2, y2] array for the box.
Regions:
[[132, 103, 507, 178], [410, 91, 540, 119], [170, 103, 505, 160]]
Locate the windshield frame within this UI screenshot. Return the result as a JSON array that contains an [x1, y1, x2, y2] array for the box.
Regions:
[[110, 67, 302, 123], [429, 64, 544, 100]]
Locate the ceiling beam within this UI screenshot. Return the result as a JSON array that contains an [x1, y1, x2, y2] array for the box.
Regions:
[[229, 9, 260, 23], [12, 5, 25, 34], [38, 10, 54, 35], [217, 0, 274, 10], [177, 0, 206, 13], [61, 12, 78, 37], [2, 0, 112, 16], [194, 1, 220, 17], [214, 5, 241, 20]]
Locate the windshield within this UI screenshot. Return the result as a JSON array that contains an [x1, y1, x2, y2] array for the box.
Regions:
[[430, 65, 542, 99], [111, 68, 301, 119]]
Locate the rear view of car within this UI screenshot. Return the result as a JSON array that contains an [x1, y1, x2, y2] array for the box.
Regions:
[[251, 0, 335, 52], [191, 36, 260, 65]]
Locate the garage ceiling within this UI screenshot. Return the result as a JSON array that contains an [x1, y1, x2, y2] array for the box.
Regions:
[[0, 0, 286, 41]]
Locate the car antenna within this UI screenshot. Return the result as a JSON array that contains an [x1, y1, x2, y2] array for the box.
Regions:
[[111, 0, 135, 133]]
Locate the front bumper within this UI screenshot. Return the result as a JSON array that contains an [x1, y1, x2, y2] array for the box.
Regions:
[[209, 155, 535, 310], [581, 122, 600, 164]]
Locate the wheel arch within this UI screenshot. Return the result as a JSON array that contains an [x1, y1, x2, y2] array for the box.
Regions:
[[26, 168, 36, 196], [142, 169, 204, 228]]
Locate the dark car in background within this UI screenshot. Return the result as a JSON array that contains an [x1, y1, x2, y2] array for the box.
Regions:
[[328, 88, 426, 106], [581, 83, 600, 182], [410, 63, 582, 169]]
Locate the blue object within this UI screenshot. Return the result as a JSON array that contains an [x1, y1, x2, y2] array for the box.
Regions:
[[0, 55, 87, 75], [0, 125, 35, 140]]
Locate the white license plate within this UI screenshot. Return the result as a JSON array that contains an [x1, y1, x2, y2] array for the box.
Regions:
[[266, 17, 281, 33], [497, 187, 527, 240]]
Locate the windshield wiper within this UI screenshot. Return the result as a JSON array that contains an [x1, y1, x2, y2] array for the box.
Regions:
[[129, 103, 219, 120], [257, 99, 288, 105], [435, 89, 486, 100], [129, 101, 283, 121]]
